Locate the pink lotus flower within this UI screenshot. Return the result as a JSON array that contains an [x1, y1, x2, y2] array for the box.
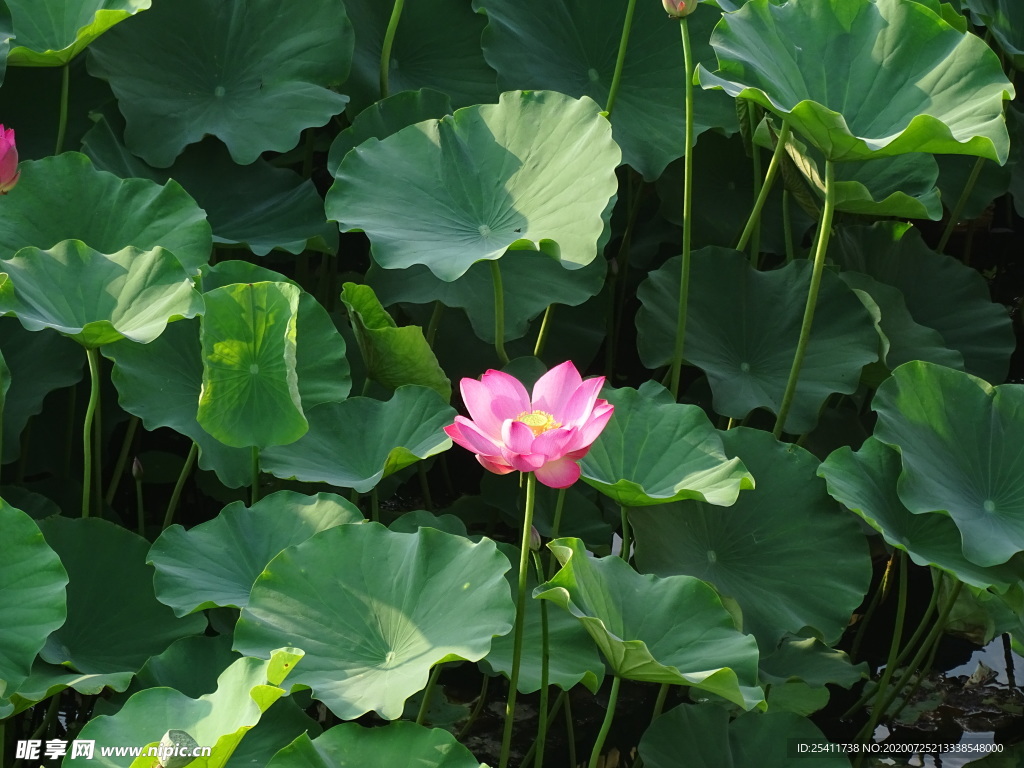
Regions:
[[662, 0, 698, 17], [445, 361, 613, 489], [0, 125, 19, 195]]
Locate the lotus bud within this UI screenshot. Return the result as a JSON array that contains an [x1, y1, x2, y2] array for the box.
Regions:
[[132, 456, 144, 481], [0, 125, 19, 195], [529, 525, 541, 552], [662, 0, 698, 18]]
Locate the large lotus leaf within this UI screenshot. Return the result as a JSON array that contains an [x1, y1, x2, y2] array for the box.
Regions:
[[0, 319, 83, 463], [150, 491, 363, 616], [631, 428, 871, 649], [198, 282, 306, 449], [579, 383, 754, 507], [110, 634, 240, 707], [840, 271, 965, 372], [327, 90, 620, 281], [83, 113, 337, 256], [481, 543, 605, 694], [535, 537, 764, 710], [369, 249, 606, 344], [820, 437, 1024, 591], [873, 361, 1024, 567], [935, 155, 1011, 220], [224, 698, 323, 768], [475, 0, 737, 180], [64, 648, 303, 768], [965, 0, 1024, 70], [0, 499, 68, 700], [638, 704, 851, 768], [235, 523, 514, 720], [36, 517, 206, 676], [87, 0, 352, 167], [0, 5, 11, 84], [830, 222, 1014, 382], [6, 0, 150, 66], [339, 282, 451, 399], [0, 240, 202, 348], [699, 0, 1014, 163], [341, 0, 494, 115], [268, 722, 485, 768], [260, 386, 455, 494], [5, 660, 134, 715], [0, 153, 211, 273], [327, 89, 454, 172], [758, 637, 866, 690], [635, 248, 878, 434]]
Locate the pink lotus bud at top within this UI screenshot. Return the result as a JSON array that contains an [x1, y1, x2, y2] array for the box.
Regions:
[[663, 0, 698, 17], [0, 125, 19, 195]]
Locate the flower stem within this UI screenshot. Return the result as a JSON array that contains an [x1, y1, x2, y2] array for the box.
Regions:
[[773, 158, 836, 438], [163, 442, 198, 530], [491, 260, 510, 365], [604, 0, 638, 116], [588, 676, 621, 768], [936, 155, 985, 254], [379, 0, 406, 99], [498, 471, 538, 768], [668, 17, 695, 400], [135, 471, 145, 537], [55, 64, 70, 155], [736, 120, 791, 254], [81, 348, 101, 518]]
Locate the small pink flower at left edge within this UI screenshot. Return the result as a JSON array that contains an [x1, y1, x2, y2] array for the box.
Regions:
[[0, 125, 20, 194]]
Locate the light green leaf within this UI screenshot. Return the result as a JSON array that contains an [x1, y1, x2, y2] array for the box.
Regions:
[[6, 0, 151, 66]]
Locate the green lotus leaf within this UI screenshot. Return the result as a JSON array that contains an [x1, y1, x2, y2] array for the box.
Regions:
[[235, 523, 514, 720], [223, 698, 323, 768], [369, 249, 606, 344], [149, 491, 363, 616], [820, 437, 1024, 591], [579, 383, 754, 507], [342, 0, 494, 114], [635, 248, 878, 434], [268, 722, 486, 768], [964, 0, 1024, 70], [699, 0, 1014, 162], [873, 361, 1024, 567], [830, 222, 1014, 382], [475, 0, 737, 180], [198, 282, 306, 449], [87, 0, 352, 166], [839, 271, 965, 372], [327, 90, 620, 281], [1006, 105, 1024, 218], [759, 636, 866, 690], [5, 660, 134, 714], [340, 282, 451, 399], [0, 320, 83, 464], [481, 543, 605, 694], [36, 517, 206, 676], [0, 153, 211, 274], [535, 537, 764, 710], [0, 5, 11, 85], [389, 510, 467, 537], [638, 704, 851, 768], [0, 499, 68, 700], [631, 428, 871, 649], [83, 113, 337, 256], [260, 386, 455, 494], [327, 89, 454, 173], [6, 0, 150, 66], [0, 240, 202, 348], [65, 649, 304, 768], [935, 155, 1011, 220]]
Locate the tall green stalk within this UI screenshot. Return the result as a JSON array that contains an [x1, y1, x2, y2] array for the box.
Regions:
[[532, 551, 550, 768], [251, 445, 260, 505], [105, 415, 139, 505], [498, 472, 538, 768], [379, 0, 406, 99], [588, 676, 621, 768], [773, 159, 837, 438], [491, 260, 510, 365], [163, 442, 198, 530], [81, 348, 101, 518], [936, 155, 985, 254], [736, 121, 792, 253], [668, 17, 695, 400], [416, 663, 444, 726], [55, 64, 70, 155], [604, 0, 638, 116]]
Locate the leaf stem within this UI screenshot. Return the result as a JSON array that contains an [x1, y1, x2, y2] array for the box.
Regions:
[[163, 442, 198, 530], [55, 64, 69, 155], [135, 470, 145, 537], [619, 505, 631, 561], [81, 348, 101, 518], [604, 0, 638, 116], [457, 674, 490, 740], [425, 300, 444, 348], [105, 415, 139, 506], [736, 120, 792, 254], [251, 445, 260, 505], [491, 260, 510, 365], [379, 0, 406, 99], [773, 158, 836, 438], [668, 17, 695, 400], [532, 550, 550, 768], [547, 488, 567, 579], [588, 676, 621, 768], [416, 663, 444, 726], [533, 304, 555, 359], [936, 156, 985, 254], [499, 471, 538, 768]]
